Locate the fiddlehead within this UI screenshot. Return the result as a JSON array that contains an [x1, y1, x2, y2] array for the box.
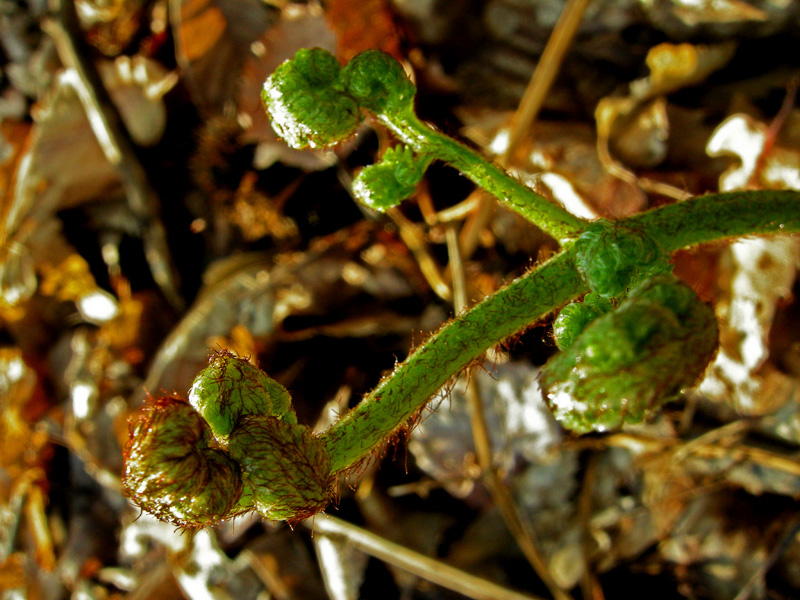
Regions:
[[123, 352, 334, 526], [552, 293, 613, 351], [352, 145, 433, 210], [573, 219, 671, 298], [540, 275, 719, 434], [261, 48, 417, 151], [122, 397, 244, 528], [262, 47, 586, 242], [228, 415, 334, 522], [188, 350, 297, 443], [262, 47, 362, 149], [341, 49, 416, 116]]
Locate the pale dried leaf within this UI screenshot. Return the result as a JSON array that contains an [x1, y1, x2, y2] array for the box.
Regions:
[[97, 56, 177, 147], [608, 97, 669, 168], [661, 0, 768, 26], [121, 515, 240, 600], [7, 55, 173, 245], [595, 41, 735, 197], [658, 492, 775, 598], [313, 533, 369, 600], [0, 241, 37, 311], [700, 113, 800, 415], [706, 114, 766, 191], [141, 228, 428, 403], [0, 348, 37, 467], [410, 360, 562, 498], [171, 0, 273, 114], [643, 42, 737, 96]]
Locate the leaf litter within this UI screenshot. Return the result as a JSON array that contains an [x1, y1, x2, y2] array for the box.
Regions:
[[1, 1, 800, 599]]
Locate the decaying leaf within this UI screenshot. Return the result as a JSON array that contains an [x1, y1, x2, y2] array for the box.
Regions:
[[410, 360, 563, 498], [1, 54, 174, 320], [646, 0, 768, 27], [699, 113, 800, 415], [171, 0, 274, 114], [595, 41, 736, 197], [140, 223, 434, 408], [325, 0, 403, 62], [313, 532, 369, 600], [0, 348, 37, 468], [77, 0, 148, 56]]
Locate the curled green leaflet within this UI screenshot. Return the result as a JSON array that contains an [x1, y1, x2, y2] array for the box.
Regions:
[[188, 350, 296, 444], [228, 415, 334, 523], [552, 293, 613, 351], [574, 219, 670, 298], [262, 47, 362, 149], [341, 49, 416, 116], [540, 275, 719, 434], [352, 146, 432, 210], [122, 397, 244, 528], [123, 354, 333, 526]]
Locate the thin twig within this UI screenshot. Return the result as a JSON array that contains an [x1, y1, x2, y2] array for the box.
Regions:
[[577, 453, 605, 600], [466, 380, 573, 600], [308, 515, 547, 600], [732, 513, 800, 600], [447, 223, 574, 600], [595, 136, 692, 201], [240, 549, 294, 600], [45, 0, 183, 310], [671, 419, 751, 463], [445, 223, 468, 313], [502, 0, 593, 163], [604, 429, 800, 481], [388, 207, 452, 302], [749, 73, 800, 187], [460, 0, 591, 258]]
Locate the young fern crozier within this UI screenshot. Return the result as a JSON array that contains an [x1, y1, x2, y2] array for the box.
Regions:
[[261, 48, 585, 241], [122, 48, 800, 528], [122, 352, 334, 528], [541, 275, 719, 433]]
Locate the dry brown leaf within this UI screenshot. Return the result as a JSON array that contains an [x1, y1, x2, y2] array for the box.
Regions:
[[325, 0, 404, 62], [171, 0, 273, 114], [0, 121, 32, 237], [9, 55, 173, 240], [0, 553, 26, 590], [313, 532, 369, 600], [77, 0, 147, 56], [595, 41, 735, 198], [699, 113, 800, 415], [0, 348, 37, 468]]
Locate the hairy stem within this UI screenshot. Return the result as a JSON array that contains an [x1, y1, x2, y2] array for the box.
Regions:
[[320, 247, 585, 473], [630, 190, 800, 252], [377, 110, 587, 243], [320, 189, 800, 473]]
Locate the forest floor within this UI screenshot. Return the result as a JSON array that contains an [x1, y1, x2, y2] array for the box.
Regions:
[[2, 1, 800, 599]]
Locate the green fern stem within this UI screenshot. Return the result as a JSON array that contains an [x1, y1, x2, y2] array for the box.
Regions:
[[377, 109, 587, 244], [627, 190, 800, 252], [320, 189, 800, 473], [319, 246, 584, 473]]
